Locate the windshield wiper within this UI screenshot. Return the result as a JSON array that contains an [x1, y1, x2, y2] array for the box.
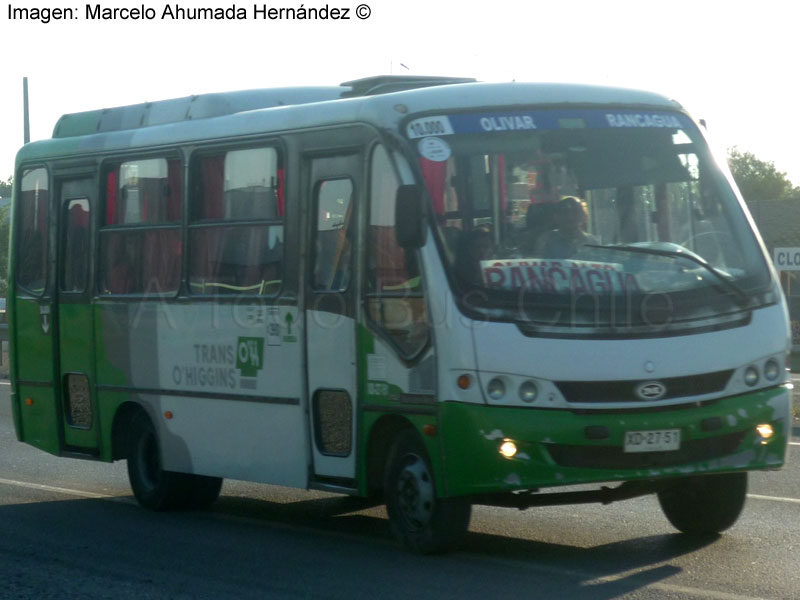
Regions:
[[584, 244, 750, 308]]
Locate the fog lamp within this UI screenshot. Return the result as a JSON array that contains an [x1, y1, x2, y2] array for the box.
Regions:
[[756, 423, 774, 440], [744, 366, 759, 387], [499, 440, 518, 458]]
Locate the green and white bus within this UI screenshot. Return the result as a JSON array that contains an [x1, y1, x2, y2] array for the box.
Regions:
[[9, 76, 792, 553]]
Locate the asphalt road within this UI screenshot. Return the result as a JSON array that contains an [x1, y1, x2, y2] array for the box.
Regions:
[[1, 382, 798, 600]]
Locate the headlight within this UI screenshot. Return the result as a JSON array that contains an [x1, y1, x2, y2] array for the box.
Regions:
[[764, 359, 780, 381], [518, 380, 538, 403], [744, 366, 759, 387], [487, 377, 506, 400]]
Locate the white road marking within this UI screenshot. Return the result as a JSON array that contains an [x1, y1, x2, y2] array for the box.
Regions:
[[747, 493, 800, 504], [0, 476, 113, 499]]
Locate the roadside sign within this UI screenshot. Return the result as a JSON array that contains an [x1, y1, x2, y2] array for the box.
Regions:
[[773, 248, 800, 271]]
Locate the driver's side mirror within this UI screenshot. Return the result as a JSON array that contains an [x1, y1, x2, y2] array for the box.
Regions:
[[395, 184, 427, 249]]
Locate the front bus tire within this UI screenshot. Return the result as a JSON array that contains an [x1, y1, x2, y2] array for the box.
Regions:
[[384, 430, 471, 554], [657, 472, 748, 535], [127, 411, 222, 511]]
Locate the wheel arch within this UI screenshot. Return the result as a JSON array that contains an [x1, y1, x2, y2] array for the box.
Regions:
[[364, 414, 417, 498]]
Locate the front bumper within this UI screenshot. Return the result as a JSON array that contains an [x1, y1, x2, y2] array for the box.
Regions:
[[439, 386, 791, 497]]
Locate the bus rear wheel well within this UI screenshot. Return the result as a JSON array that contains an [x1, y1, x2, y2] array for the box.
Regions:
[[366, 415, 417, 498], [111, 402, 148, 461]]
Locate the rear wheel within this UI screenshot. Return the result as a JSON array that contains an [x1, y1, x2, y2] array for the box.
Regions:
[[127, 411, 222, 510], [658, 472, 747, 535], [384, 430, 471, 554], [185, 474, 223, 509]]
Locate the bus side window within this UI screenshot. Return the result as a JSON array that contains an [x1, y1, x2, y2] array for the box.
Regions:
[[61, 198, 90, 293], [17, 168, 49, 295], [189, 147, 284, 296], [365, 145, 428, 357], [313, 179, 353, 292], [99, 158, 182, 295]]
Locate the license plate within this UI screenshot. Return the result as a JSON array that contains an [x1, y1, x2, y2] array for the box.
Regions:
[[624, 429, 681, 453]]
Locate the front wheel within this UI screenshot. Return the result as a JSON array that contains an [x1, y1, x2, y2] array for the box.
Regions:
[[384, 430, 471, 554], [658, 472, 747, 535]]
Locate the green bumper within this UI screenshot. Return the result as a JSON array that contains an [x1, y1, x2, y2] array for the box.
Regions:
[[439, 386, 791, 497]]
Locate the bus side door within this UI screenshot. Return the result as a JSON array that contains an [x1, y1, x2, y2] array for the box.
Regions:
[[12, 167, 59, 454], [56, 177, 98, 450], [305, 152, 363, 482]]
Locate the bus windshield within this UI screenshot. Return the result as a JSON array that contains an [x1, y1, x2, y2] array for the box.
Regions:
[[408, 108, 773, 333]]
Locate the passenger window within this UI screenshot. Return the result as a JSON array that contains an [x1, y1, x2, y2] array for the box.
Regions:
[[366, 145, 429, 356], [189, 147, 284, 295], [17, 168, 49, 295], [61, 198, 90, 292], [313, 178, 353, 292], [99, 158, 182, 295], [106, 158, 181, 225]]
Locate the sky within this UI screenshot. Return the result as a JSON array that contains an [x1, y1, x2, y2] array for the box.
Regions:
[[1, 0, 798, 184]]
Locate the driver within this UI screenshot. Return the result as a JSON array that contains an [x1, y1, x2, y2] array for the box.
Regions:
[[537, 196, 598, 258]]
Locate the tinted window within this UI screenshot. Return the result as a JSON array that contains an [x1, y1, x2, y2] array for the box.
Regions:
[[17, 168, 49, 294], [189, 147, 284, 296]]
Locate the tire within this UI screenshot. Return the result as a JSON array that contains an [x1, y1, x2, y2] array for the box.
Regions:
[[184, 474, 223, 509], [658, 472, 747, 535], [384, 429, 471, 554], [126, 411, 193, 511]]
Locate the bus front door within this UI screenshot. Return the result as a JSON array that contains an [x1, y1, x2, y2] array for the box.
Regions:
[[305, 153, 361, 483], [55, 177, 98, 450]]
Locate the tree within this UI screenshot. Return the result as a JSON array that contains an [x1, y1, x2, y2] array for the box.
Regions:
[[0, 176, 11, 198], [0, 176, 10, 295], [727, 147, 797, 202], [0, 203, 7, 295]]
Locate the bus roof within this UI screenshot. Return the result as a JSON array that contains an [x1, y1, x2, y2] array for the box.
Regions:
[[15, 78, 683, 166]]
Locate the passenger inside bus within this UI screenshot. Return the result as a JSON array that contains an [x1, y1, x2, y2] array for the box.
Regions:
[[520, 201, 557, 256], [537, 196, 598, 258]]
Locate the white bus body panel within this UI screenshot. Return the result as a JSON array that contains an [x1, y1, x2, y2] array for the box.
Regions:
[[305, 310, 357, 479], [145, 303, 309, 487], [155, 396, 308, 486], [469, 303, 790, 404]]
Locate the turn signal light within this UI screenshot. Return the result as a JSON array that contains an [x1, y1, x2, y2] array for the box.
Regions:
[[457, 374, 472, 390]]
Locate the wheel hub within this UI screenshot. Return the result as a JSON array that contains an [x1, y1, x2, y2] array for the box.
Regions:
[[397, 455, 434, 530]]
